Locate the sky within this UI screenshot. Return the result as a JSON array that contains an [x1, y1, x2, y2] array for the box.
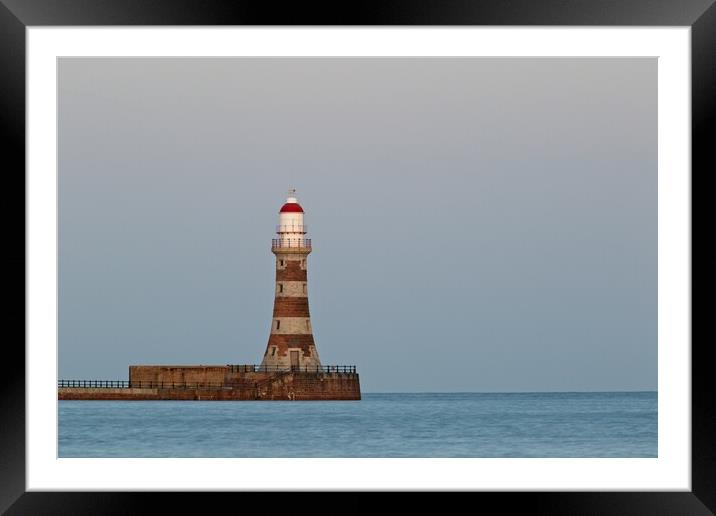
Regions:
[[58, 57, 656, 392]]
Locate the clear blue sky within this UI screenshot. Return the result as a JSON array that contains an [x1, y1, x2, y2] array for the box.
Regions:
[[58, 57, 656, 392]]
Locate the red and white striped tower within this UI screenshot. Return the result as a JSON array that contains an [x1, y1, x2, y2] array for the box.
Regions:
[[260, 189, 322, 370]]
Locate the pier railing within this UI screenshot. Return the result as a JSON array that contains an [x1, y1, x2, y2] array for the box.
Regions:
[[59, 380, 229, 389], [58, 365, 357, 390], [59, 380, 132, 388], [227, 364, 356, 374]]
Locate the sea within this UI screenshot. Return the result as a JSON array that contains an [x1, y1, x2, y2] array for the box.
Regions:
[[58, 392, 657, 458]]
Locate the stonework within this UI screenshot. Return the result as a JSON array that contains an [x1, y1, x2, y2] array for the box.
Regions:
[[58, 378, 361, 400], [265, 334, 318, 358], [272, 298, 310, 317], [275, 259, 308, 281], [262, 251, 320, 369], [275, 281, 307, 297], [59, 366, 360, 400]]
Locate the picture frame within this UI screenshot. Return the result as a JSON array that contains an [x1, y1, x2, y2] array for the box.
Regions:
[[2, 0, 709, 512]]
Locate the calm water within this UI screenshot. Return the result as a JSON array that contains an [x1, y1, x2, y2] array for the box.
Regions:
[[58, 392, 657, 457]]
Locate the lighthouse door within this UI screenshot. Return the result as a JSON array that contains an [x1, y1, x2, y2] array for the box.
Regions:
[[290, 351, 300, 371]]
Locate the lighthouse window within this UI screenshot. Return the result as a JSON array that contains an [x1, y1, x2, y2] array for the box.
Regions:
[[278, 283, 283, 293], [279, 260, 284, 267], [276, 320, 281, 330], [302, 283, 306, 294], [271, 347, 276, 357]]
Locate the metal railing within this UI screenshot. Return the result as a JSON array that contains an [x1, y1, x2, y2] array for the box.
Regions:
[[58, 365, 358, 390], [59, 380, 131, 388], [59, 380, 233, 390], [271, 238, 311, 249], [227, 364, 356, 374]]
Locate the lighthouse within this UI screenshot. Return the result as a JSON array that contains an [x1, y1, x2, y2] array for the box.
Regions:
[[260, 189, 322, 371]]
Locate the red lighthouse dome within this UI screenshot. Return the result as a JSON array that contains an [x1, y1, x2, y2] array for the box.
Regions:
[[279, 188, 304, 213], [279, 202, 304, 213]]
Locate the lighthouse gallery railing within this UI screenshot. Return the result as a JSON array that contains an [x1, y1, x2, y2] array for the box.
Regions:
[[272, 238, 311, 249]]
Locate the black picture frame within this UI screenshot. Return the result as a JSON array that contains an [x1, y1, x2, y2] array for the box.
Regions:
[[2, 0, 709, 513]]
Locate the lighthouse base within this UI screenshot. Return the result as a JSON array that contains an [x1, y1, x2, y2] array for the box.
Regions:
[[58, 365, 361, 401]]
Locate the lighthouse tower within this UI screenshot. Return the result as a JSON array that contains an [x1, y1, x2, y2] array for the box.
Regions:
[[260, 189, 322, 370]]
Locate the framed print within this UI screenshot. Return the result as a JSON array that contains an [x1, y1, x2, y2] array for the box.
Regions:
[[2, 0, 710, 513]]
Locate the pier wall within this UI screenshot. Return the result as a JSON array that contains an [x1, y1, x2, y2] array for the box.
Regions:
[[59, 367, 360, 401], [129, 365, 231, 384]]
